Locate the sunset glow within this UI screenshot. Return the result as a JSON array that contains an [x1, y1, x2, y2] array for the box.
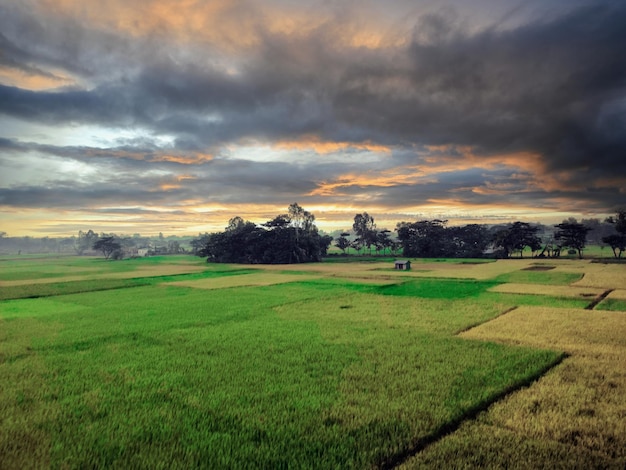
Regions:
[[1, 0, 625, 236]]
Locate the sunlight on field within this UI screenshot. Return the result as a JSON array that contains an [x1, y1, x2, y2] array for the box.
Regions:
[[572, 263, 626, 289], [488, 283, 605, 299], [1, 255, 626, 468], [412, 306, 626, 468], [265, 258, 535, 280], [607, 289, 626, 300]]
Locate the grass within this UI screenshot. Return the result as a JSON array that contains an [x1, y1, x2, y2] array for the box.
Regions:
[[400, 306, 626, 469], [1, 255, 624, 467]]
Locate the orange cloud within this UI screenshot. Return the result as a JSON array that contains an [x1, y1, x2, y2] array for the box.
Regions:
[[422, 145, 546, 175], [309, 166, 433, 196], [274, 136, 392, 155], [0, 65, 79, 91], [82, 148, 213, 164], [38, 0, 403, 53]]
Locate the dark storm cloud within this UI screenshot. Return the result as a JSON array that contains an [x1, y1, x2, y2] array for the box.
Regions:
[[1, 0, 625, 230]]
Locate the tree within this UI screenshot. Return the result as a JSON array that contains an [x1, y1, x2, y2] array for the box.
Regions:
[[491, 222, 541, 258], [602, 234, 626, 258], [193, 205, 330, 264], [93, 236, 121, 260], [353, 213, 377, 254], [396, 219, 452, 257], [334, 232, 351, 254], [554, 221, 591, 259], [74, 229, 98, 255], [449, 224, 490, 258], [602, 209, 626, 258], [376, 230, 395, 255]]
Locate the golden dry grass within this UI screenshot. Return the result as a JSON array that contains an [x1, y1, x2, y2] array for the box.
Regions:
[[488, 283, 605, 299], [572, 263, 626, 289], [607, 289, 626, 300], [433, 306, 626, 465], [262, 259, 536, 280]]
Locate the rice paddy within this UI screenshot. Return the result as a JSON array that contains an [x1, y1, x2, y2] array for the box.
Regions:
[[1, 255, 624, 468]]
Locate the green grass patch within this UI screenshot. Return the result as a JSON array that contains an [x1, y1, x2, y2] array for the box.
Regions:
[[1, 275, 560, 468], [595, 298, 626, 311], [3, 256, 621, 468], [0, 279, 151, 301]]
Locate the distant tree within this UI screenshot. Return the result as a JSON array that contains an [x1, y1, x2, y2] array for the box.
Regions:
[[554, 221, 592, 259], [605, 209, 626, 234], [194, 205, 329, 264], [491, 222, 541, 258], [74, 229, 98, 255], [396, 219, 452, 257], [167, 240, 181, 254], [376, 229, 395, 255], [353, 213, 377, 254], [449, 224, 490, 258], [0, 231, 6, 238], [602, 209, 626, 258], [93, 236, 121, 260], [602, 234, 626, 258], [191, 233, 210, 255], [335, 232, 351, 254]]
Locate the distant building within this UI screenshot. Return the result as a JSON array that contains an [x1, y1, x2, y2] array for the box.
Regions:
[[137, 248, 150, 257], [394, 260, 411, 270]]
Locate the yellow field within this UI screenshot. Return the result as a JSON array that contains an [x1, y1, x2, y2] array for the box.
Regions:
[[401, 306, 626, 467], [573, 264, 626, 289], [607, 289, 626, 300], [264, 259, 538, 280], [488, 283, 606, 299]]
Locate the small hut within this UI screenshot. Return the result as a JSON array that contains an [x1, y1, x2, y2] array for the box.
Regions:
[[394, 260, 411, 270]]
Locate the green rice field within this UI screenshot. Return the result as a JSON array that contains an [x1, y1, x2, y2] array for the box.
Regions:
[[1, 255, 625, 468]]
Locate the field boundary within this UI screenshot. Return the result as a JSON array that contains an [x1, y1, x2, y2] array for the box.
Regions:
[[383, 353, 568, 469], [585, 289, 614, 310]]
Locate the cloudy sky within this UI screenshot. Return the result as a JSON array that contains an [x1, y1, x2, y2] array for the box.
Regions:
[[1, 0, 625, 236]]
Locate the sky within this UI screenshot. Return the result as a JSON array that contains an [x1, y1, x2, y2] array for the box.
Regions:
[[1, 0, 625, 237]]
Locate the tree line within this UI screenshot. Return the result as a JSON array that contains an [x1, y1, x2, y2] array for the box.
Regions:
[[192, 203, 333, 264], [2, 208, 625, 261], [189, 207, 626, 264]]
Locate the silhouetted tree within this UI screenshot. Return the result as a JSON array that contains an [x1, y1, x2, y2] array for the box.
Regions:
[[353, 213, 377, 254], [396, 219, 453, 257], [491, 222, 541, 258], [74, 229, 98, 255], [554, 221, 591, 259], [93, 236, 121, 260], [335, 232, 351, 254], [602, 209, 626, 258], [193, 205, 330, 264]]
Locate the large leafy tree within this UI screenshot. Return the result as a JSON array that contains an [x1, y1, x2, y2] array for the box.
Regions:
[[491, 222, 542, 258], [554, 221, 591, 259], [74, 229, 98, 255], [353, 213, 377, 254], [194, 205, 331, 264], [602, 209, 626, 258], [92, 236, 121, 260], [396, 219, 452, 257], [449, 224, 490, 258], [334, 232, 351, 254]]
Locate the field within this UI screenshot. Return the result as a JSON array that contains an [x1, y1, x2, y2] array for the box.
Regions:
[[1, 255, 625, 468]]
